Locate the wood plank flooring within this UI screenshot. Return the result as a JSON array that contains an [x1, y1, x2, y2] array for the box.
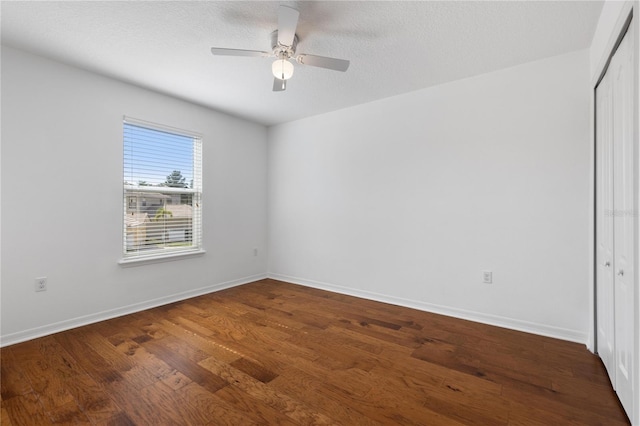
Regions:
[[1, 279, 630, 425]]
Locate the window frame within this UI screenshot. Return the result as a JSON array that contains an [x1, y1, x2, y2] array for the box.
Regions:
[[119, 116, 204, 266]]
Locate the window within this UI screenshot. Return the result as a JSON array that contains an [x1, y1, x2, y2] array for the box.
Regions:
[[121, 117, 203, 263]]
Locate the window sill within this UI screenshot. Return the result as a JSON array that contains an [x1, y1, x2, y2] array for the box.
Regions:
[[118, 249, 206, 267]]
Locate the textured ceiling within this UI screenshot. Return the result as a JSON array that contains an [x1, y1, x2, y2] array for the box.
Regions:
[[1, 1, 603, 126]]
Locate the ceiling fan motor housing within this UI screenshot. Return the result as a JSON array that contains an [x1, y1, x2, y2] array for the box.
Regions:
[[271, 30, 298, 59]]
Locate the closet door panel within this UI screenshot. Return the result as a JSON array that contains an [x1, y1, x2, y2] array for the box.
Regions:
[[596, 69, 616, 386], [611, 20, 635, 419]]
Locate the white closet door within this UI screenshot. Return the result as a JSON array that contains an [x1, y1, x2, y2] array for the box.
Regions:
[[611, 19, 635, 419], [595, 66, 615, 386]]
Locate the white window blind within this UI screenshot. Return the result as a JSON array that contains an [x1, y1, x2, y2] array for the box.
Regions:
[[122, 117, 202, 261]]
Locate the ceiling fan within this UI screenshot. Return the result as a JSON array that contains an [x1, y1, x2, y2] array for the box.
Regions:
[[210, 5, 350, 92]]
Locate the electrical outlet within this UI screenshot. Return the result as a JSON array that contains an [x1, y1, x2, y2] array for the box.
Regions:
[[482, 271, 492, 284], [35, 277, 47, 292]]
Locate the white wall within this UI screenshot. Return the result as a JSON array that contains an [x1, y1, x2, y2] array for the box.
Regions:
[[1, 46, 268, 345], [268, 49, 591, 343]]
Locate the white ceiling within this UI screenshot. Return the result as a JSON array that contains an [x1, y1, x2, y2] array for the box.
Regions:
[[1, 1, 603, 126]]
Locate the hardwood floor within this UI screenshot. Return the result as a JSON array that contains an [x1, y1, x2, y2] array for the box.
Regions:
[[1, 279, 630, 425]]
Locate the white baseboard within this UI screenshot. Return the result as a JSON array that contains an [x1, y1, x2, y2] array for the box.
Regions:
[[0, 273, 267, 347], [2, 272, 587, 347], [268, 273, 588, 345]]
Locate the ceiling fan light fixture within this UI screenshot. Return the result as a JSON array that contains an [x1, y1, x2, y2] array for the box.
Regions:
[[272, 58, 294, 80], [211, 6, 349, 92]]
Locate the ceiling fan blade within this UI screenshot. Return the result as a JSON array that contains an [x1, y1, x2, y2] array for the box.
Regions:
[[296, 54, 350, 72], [273, 78, 286, 92], [210, 47, 270, 57], [277, 6, 299, 46]]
